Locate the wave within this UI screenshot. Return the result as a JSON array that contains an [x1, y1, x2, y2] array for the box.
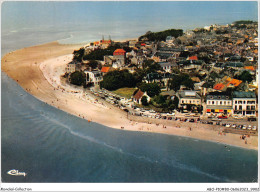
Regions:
[[38, 111, 233, 182], [57, 33, 74, 43]]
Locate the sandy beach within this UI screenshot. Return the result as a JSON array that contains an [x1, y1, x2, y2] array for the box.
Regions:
[[1, 41, 258, 150]]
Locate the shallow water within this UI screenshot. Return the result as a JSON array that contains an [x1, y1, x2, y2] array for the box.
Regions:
[[1, 72, 258, 183]]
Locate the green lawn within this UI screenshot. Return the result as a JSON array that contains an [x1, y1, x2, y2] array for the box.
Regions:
[[112, 87, 137, 99]]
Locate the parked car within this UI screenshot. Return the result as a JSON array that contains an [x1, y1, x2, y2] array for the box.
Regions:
[[252, 126, 257, 131], [216, 122, 221, 125], [237, 125, 243, 129], [226, 124, 231, 128], [222, 123, 226, 126], [234, 115, 243, 119], [218, 115, 228, 119], [123, 108, 129, 112], [247, 116, 256, 121], [242, 125, 247, 130], [247, 125, 252, 130], [189, 119, 195, 123], [232, 124, 236, 128]]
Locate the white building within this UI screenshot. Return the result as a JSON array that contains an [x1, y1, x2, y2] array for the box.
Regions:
[[65, 61, 80, 73], [177, 90, 201, 108], [232, 91, 257, 116], [84, 71, 103, 86], [112, 60, 124, 69], [159, 62, 177, 73], [132, 89, 150, 104], [166, 36, 175, 44], [206, 93, 233, 115]]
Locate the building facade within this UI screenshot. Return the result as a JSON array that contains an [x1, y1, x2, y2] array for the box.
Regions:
[[113, 49, 126, 65], [132, 89, 150, 104], [65, 61, 80, 74], [232, 91, 257, 116], [177, 90, 201, 108], [206, 92, 233, 115], [84, 71, 103, 86]]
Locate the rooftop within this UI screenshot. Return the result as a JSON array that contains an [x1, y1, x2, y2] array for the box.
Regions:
[[133, 89, 144, 100], [113, 49, 126, 54], [177, 90, 201, 99], [233, 91, 256, 98], [244, 66, 255, 71], [213, 83, 225, 91], [101, 67, 110, 73], [206, 92, 231, 100], [188, 56, 198, 61]]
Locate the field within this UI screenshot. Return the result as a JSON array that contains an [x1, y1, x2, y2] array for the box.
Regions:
[[112, 87, 137, 99]]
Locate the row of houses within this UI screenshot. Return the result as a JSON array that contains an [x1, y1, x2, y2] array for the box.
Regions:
[[132, 89, 257, 117], [178, 90, 257, 116]]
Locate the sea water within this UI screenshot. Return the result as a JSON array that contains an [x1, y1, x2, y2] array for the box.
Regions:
[[1, 73, 258, 183], [2, 1, 257, 56]]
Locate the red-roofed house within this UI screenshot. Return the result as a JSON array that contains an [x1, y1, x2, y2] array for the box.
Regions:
[[227, 79, 242, 87], [100, 40, 112, 48], [188, 56, 198, 61], [132, 89, 150, 104], [101, 66, 111, 74], [244, 66, 255, 71], [113, 49, 126, 55], [213, 83, 226, 91], [93, 41, 100, 46], [113, 49, 126, 66]]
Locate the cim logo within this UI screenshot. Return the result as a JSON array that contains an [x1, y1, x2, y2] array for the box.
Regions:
[[7, 169, 27, 177]]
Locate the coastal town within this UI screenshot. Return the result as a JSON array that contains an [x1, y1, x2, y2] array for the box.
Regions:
[[62, 20, 258, 137], [2, 20, 258, 150], [2, 1, 259, 187]]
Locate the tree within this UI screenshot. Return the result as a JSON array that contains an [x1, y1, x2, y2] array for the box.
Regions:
[[142, 59, 162, 74], [173, 96, 179, 109], [168, 73, 194, 91], [70, 71, 86, 86], [83, 43, 129, 61], [183, 78, 194, 90], [100, 69, 136, 91], [139, 83, 161, 97], [88, 60, 98, 69], [73, 48, 85, 62], [236, 71, 253, 83], [153, 95, 166, 105], [133, 69, 146, 84], [179, 51, 191, 58], [97, 62, 102, 70], [139, 29, 183, 41], [141, 96, 149, 106]]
